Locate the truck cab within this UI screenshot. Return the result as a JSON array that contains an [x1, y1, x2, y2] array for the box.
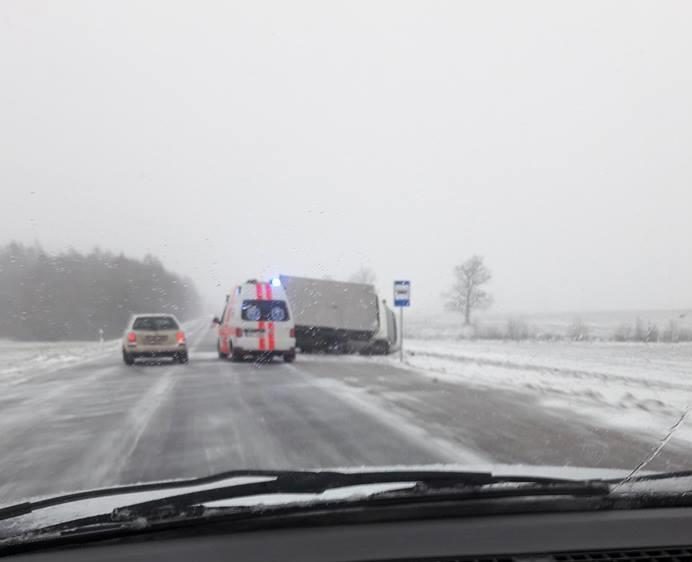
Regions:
[[364, 299, 401, 355]]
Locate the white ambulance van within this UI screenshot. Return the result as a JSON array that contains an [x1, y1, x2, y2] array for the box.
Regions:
[[214, 279, 297, 363]]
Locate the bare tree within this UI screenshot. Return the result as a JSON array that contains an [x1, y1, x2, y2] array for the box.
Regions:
[[444, 255, 493, 325], [633, 316, 646, 342], [506, 317, 530, 341], [567, 317, 590, 341], [349, 266, 377, 285]]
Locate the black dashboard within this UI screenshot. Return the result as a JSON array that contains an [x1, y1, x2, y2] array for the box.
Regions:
[[8, 507, 692, 562]]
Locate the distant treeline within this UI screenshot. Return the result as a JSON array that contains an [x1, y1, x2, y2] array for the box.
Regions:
[[0, 242, 201, 341]]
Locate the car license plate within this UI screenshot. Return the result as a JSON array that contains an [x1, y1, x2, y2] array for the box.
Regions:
[[144, 335, 167, 344]]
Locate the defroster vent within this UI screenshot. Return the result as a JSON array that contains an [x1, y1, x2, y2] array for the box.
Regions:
[[398, 548, 692, 562]]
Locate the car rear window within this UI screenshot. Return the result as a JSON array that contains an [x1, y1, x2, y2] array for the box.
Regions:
[[132, 316, 179, 330], [241, 300, 290, 322]]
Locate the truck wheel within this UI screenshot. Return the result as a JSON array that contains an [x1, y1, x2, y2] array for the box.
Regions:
[[283, 350, 296, 363], [176, 352, 189, 364], [218, 340, 228, 360], [122, 350, 135, 366]]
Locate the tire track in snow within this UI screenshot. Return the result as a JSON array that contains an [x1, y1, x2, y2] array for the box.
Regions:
[[283, 363, 490, 465], [0, 363, 123, 440], [79, 370, 179, 489], [79, 321, 210, 489]]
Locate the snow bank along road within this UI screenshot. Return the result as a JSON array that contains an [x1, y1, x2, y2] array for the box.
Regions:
[[1, 321, 691, 505]]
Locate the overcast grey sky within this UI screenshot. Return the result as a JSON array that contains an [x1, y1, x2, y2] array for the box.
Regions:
[[1, 1, 691, 313]]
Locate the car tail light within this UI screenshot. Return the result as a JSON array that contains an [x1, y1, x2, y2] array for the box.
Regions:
[[176, 331, 186, 344], [290, 328, 296, 338], [235, 328, 243, 337], [127, 331, 136, 343]]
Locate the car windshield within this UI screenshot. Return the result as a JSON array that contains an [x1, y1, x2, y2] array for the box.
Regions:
[[132, 316, 179, 331], [1, 0, 692, 536]]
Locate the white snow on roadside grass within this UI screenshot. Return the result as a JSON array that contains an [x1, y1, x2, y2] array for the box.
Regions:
[[0, 339, 119, 385], [396, 339, 692, 445], [406, 339, 692, 385]]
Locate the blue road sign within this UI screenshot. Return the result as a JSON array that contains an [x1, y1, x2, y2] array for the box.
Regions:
[[394, 280, 411, 307]]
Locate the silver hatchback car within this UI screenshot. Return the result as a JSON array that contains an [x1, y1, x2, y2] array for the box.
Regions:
[[122, 314, 188, 365]]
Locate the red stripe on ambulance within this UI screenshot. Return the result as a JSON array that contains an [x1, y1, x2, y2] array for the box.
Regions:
[[258, 320, 266, 350], [268, 322, 275, 350]]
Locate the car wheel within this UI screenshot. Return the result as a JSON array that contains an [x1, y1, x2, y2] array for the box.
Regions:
[[230, 346, 243, 362], [122, 350, 135, 366], [217, 340, 228, 360], [283, 350, 296, 363]]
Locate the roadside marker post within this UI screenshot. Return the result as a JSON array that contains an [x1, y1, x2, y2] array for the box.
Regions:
[[393, 280, 411, 363]]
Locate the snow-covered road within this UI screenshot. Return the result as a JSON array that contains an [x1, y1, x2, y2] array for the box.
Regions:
[[1, 325, 691, 506]]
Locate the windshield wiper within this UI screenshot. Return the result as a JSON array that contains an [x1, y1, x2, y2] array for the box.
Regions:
[[606, 469, 692, 485], [27, 470, 606, 530], [0, 469, 612, 553], [0, 469, 610, 542], [0, 469, 286, 522], [109, 470, 606, 522]]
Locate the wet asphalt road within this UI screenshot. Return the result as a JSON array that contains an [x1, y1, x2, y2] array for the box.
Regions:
[[1, 320, 690, 504]]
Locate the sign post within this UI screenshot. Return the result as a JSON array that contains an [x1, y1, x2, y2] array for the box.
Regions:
[[393, 280, 411, 362]]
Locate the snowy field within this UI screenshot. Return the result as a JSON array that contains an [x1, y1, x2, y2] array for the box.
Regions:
[[401, 337, 692, 446], [406, 309, 692, 340], [0, 339, 119, 385]]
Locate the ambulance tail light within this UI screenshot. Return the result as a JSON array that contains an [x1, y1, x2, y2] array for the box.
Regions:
[[235, 328, 243, 337], [290, 328, 296, 338]]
